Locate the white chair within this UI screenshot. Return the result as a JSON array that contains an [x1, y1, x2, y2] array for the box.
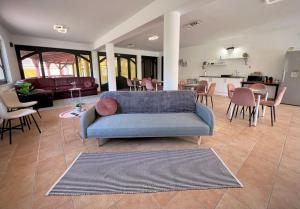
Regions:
[[0, 101, 41, 144], [0, 89, 41, 118]]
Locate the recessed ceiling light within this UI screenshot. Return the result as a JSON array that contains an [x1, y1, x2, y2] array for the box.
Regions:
[[148, 35, 159, 41], [53, 24, 68, 33], [127, 44, 136, 48], [265, 0, 284, 5]]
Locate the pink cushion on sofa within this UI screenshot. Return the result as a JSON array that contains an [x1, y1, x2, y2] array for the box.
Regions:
[[95, 98, 118, 116], [84, 80, 92, 88]]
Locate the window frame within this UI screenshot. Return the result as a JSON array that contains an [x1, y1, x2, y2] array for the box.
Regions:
[[0, 40, 8, 85], [15, 45, 93, 79], [98, 52, 137, 85]]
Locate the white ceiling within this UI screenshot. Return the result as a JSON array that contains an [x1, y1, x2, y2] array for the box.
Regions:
[[116, 0, 300, 51], [0, 0, 154, 44], [1, 0, 300, 51]]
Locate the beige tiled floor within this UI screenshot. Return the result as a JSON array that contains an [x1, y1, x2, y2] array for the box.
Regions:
[[0, 95, 299, 209]]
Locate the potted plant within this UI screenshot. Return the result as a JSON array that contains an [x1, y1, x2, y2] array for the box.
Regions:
[[16, 82, 33, 95], [75, 102, 85, 112], [242, 52, 249, 65]]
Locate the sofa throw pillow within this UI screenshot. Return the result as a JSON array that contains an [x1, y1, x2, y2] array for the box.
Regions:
[[84, 80, 92, 88], [95, 98, 118, 116]]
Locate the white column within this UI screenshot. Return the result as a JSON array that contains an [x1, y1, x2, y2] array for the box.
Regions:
[[137, 54, 142, 79], [91, 51, 100, 91], [105, 43, 117, 91], [163, 11, 180, 90]]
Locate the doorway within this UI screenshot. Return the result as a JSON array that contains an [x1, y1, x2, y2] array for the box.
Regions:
[[142, 56, 157, 79]]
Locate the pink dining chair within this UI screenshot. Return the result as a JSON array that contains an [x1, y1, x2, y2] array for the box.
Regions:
[[260, 86, 287, 126], [127, 78, 134, 91], [226, 83, 236, 114], [140, 78, 148, 91], [198, 83, 216, 108], [178, 80, 187, 90], [249, 83, 267, 101], [230, 87, 256, 126], [145, 79, 154, 91]]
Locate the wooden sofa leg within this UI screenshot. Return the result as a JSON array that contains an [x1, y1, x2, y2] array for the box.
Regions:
[[97, 138, 110, 147], [182, 136, 202, 145], [197, 136, 202, 145]]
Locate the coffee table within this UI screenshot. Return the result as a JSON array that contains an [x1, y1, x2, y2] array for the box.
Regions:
[[59, 109, 86, 142]]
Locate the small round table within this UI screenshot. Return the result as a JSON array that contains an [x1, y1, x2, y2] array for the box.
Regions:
[[59, 109, 86, 141]]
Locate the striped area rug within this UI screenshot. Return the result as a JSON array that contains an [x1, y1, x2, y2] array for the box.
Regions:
[[47, 149, 242, 196]]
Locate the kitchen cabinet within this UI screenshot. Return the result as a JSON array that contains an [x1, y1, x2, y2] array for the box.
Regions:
[[199, 76, 244, 96]]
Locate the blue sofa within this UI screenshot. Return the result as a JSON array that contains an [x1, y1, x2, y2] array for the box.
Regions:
[[80, 91, 214, 146]]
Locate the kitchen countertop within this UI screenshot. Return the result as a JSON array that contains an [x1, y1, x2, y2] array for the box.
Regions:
[[199, 75, 245, 79]]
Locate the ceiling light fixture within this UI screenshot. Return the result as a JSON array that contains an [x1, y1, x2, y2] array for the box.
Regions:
[[53, 24, 68, 33], [148, 35, 159, 41], [265, 0, 284, 5], [226, 47, 235, 53], [184, 20, 202, 30], [127, 44, 136, 48]]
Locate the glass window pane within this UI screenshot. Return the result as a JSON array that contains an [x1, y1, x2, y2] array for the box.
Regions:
[[42, 52, 76, 77], [78, 56, 91, 77], [130, 60, 136, 79], [22, 53, 42, 78], [115, 58, 118, 76], [99, 58, 108, 84], [120, 58, 128, 78]]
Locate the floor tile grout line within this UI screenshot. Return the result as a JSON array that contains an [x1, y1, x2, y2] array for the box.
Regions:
[[65, 117, 77, 209], [266, 120, 290, 209], [213, 133, 258, 209]]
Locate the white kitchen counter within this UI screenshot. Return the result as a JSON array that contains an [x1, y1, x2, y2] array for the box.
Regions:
[[199, 76, 245, 96]]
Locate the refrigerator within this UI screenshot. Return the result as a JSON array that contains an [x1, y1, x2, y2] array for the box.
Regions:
[[282, 50, 300, 106]]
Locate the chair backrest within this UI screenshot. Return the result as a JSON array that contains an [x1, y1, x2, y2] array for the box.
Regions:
[[195, 84, 206, 93], [141, 78, 148, 86], [227, 83, 235, 98], [126, 78, 134, 87], [178, 80, 187, 90], [207, 83, 216, 96], [199, 80, 208, 87], [249, 83, 266, 90], [0, 100, 9, 119], [152, 79, 158, 83], [145, 79, 154, 91], [0, 89, 20, 108], [274, 86, 287, 106], [231, 87, 256, 107]]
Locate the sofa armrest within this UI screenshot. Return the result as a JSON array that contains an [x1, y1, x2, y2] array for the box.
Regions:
[[80, 107, 97, 139], [195, 103, 215, 135]]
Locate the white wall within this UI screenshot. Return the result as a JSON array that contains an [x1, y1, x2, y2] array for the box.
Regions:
[[12, 35, 92, 51], [0, 24, 20, 88], [179, 29, 300, 81]]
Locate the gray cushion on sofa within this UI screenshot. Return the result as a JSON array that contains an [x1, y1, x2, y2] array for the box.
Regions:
[[87, 112, 210, 138], [99, 91, 196, 113]]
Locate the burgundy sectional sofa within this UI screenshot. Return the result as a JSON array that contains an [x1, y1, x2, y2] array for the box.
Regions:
[[18, 77, 98, 107]]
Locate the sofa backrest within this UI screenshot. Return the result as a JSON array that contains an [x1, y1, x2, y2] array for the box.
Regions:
[[99, 91, 196, 113], [24, 78, 56, 90], [54, 77, 96, 88]]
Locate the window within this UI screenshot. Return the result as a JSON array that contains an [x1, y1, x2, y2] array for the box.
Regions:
[[98, 52, 137, 85], [15, 45, 93, 79], [42, 52, 76, 77], [0, 41, 8, 84]]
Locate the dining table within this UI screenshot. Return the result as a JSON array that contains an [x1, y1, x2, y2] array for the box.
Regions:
[[227, 88, 269, 126]]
